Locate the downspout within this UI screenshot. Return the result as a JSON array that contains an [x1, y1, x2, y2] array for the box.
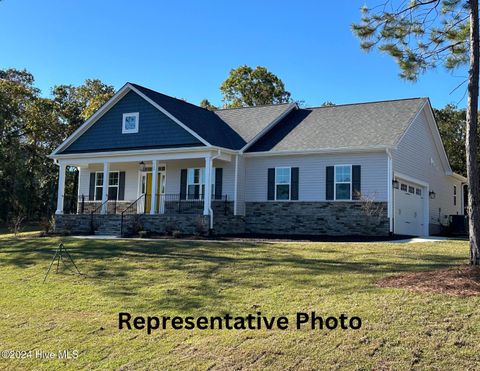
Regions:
[[208, 149, 222, 230], [386, 148, 394, 234]]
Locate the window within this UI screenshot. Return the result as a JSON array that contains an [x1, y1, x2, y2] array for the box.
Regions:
[[400, 184, 407, 192], [275, 167, 291, 200], [416, 188, 422, 196], [454, 185, 457, 206], [408, 186, 415, 194], [334, 165, 351, 200], [122, 112, 139, 133], [186, 168, 215, 200], [95, 171, 119, 201]]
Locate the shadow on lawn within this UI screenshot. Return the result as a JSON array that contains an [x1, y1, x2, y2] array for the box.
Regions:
[[0, 237, 467, 311]]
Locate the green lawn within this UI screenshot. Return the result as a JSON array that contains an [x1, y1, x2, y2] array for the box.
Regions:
[[0, 236, 478, 370]]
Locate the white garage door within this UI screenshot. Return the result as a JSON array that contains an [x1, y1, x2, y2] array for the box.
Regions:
[[394, 181, 425, 236]]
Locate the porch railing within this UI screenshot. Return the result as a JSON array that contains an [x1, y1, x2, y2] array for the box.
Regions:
[[61, 193, 229, 216], [120, 194, 146, 237]]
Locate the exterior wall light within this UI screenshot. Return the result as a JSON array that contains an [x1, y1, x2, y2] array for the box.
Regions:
[[139, 161, 147, 172], [392, 179, 399, 189], [429, 190, 436, 199]]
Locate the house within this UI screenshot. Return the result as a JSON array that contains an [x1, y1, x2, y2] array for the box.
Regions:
[[50, 82, 466, 237]]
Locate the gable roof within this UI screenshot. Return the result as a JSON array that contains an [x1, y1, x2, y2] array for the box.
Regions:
[[51, 83, 440, 163], [246, 98, 428, 152], [129, 84, 245, 150], [214, 103, 295, 143]]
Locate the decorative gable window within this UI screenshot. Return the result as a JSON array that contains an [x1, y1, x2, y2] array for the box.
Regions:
[[122, 112, 139, 133]]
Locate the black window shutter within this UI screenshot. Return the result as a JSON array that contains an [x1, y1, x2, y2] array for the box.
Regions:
[[215, 168, 223, 200], [326, 166, 334, 200], [118, 171, 126, 200], [89, 172, 95, 201], [291, 167, 299, 200], [267, 168, 275, 200], [352, 165, 361, 200], [180, 169, 187, 200]]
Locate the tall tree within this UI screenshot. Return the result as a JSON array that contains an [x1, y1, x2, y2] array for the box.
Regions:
[[199, 98, 217, 110], [220, 65, 291, 107], [0, 71, 115, 222], [352, 0, 480, 265], [52, 79, 115, 136], [435, 104, 467, 176]]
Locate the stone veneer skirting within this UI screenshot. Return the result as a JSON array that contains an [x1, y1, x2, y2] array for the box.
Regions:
[[55, 201, 389, 237], [244, 201, 389, 236]]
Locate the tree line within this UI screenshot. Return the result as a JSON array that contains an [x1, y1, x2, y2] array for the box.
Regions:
[[0, 69, 115, 222], [0, 66, 469, 229]]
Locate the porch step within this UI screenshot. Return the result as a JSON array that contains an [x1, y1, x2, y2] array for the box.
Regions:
[[92, 215, 122, 236]]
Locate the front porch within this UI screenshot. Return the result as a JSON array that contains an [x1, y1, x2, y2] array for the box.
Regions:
[[53, 148, 241, 236]]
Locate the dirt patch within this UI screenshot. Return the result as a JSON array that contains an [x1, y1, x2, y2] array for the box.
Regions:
[[378, 266, 480, 297]]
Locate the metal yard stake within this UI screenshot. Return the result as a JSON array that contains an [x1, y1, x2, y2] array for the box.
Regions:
[[43, 243, 83, 283]]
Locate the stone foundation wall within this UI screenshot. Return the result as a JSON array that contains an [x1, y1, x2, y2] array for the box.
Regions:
[[55, 201, 389, 237], [244, 201, 389, 236], [55, 214, 93, 234], [140, 215, 209, 235]]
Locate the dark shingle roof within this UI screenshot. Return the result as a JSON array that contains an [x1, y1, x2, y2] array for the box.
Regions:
[[214, 103, 295, 143], [130, 83, 246, 150], [247, 98, 427, 152]]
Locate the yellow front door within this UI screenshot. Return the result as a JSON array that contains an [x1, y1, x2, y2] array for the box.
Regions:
[[144, 172, 165, 213]]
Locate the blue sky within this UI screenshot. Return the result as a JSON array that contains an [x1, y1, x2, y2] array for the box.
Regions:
[[0, 0, 469, 108]]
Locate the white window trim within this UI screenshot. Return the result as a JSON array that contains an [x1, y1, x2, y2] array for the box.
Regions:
[[334, 164, 352, 201], [454, 185, 457, 206], [186, 167, 215, 200], [274, 167, 291, 201], [122, 112, 139, 134], [94, 171, 120, 201]]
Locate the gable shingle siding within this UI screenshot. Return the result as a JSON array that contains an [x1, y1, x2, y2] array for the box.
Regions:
[[61, 90, 203, 154]]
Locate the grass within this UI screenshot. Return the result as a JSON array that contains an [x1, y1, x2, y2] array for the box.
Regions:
[[0, 236, 479, 370]]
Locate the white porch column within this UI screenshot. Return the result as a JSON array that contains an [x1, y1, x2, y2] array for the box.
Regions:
[[101, 161, 109, 214], [203, 156, 212, 215], [55, 163, 67, 214], [150, 160, 158, 214]]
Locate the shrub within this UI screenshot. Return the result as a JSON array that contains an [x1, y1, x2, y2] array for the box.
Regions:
[[172, 230, 182, 239], [131, 214, 144, 236], [164, 220, 178, 236], [194, 216, 208, 236], [39, 215, 55, 235], [8, 214, 25, 237]]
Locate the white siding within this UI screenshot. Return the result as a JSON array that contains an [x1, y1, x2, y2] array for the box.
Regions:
[[77, 159, 236, 202], [244, 152, 388, 202], [235, 155, 246, 215], [392, 108, 464, 226], [79, 162, 140, 201], [164, 158, 235, 200]]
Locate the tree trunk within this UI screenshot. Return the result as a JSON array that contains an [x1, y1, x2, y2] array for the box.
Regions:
[[466, 0, 480, 265]]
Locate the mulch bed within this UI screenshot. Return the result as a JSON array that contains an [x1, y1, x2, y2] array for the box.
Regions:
[[378, 266, 480, 297]]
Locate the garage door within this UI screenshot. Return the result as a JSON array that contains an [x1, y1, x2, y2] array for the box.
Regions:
[[394, 180, 425, 236]]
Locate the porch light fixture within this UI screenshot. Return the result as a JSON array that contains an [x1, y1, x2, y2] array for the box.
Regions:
[[139, 161, 147, 172], [392, 179, 399, 189], [429, 190, 436, 199]]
